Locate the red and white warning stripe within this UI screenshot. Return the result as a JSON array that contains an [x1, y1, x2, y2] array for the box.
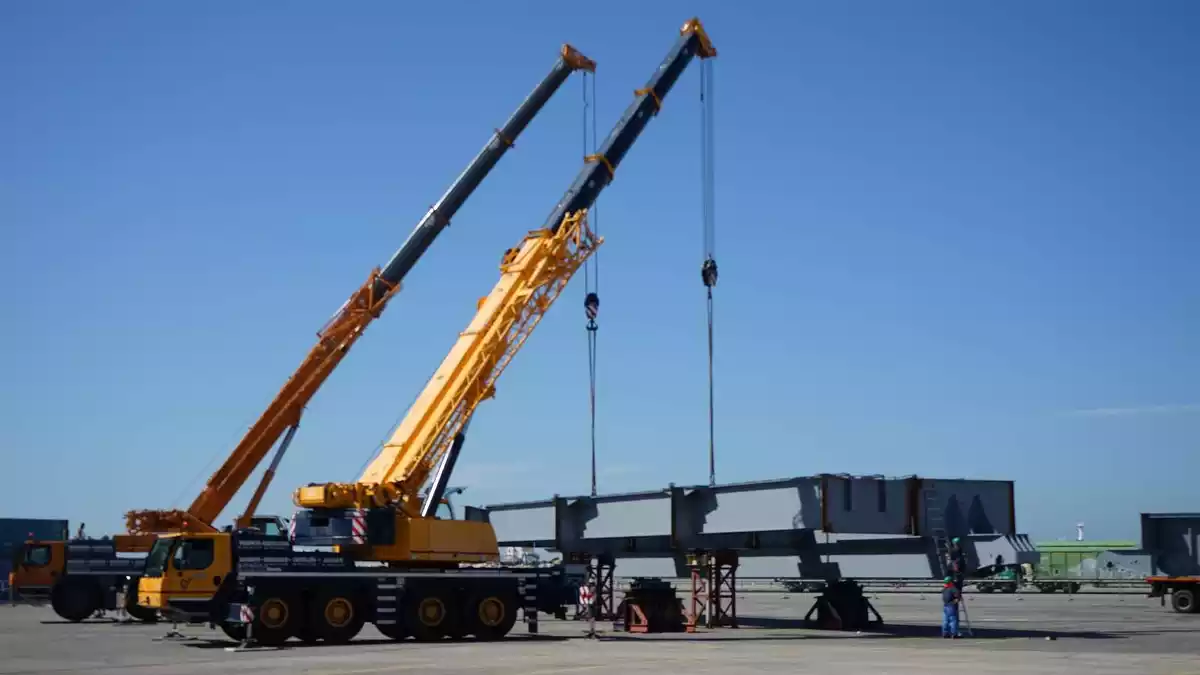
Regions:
[[351, 510, 366, 545], [287, 512, 297, 542], [578, 584, 595, 606], [239, 604, 254, 623]]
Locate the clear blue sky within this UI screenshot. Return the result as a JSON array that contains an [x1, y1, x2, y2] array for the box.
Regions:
[[1, 1, 1196, 542]]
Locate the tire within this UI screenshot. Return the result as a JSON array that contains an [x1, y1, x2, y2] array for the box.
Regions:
[[1170, 588, 1197, 614], [465, 589, 519, 641], [1067, 583, 1081, 594], [309, 589, 365, 645], [1002, 584, 1018, 594], [253, 594, 298, 646], [51, 581, 99, 623], [404, 585, 459, 642]]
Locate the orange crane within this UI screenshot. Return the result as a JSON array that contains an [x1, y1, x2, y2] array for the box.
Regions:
[[136, 18, 716, 646], [8, 44, 595, 623]]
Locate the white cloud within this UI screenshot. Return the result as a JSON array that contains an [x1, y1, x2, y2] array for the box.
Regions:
[[1065, 403, 1200, 418]]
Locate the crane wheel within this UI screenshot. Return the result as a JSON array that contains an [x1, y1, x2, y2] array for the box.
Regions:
[[51, 580, 99, 623], [466, 590, 518, 641], [309, 590, 364, 644], [253, 595, 296, 646], [405, 586, 459, 642], [1171, 588, 1197, 614]]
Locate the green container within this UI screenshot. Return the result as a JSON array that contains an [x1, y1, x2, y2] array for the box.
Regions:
[[1033, 541, 1138, 579]]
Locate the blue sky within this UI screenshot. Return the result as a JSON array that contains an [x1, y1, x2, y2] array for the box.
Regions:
[[1, 1, 1196, 542]]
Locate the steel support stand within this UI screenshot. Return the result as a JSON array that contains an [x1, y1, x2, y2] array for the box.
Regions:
[[688, 551, 738, 630], [580, 554, 616, 622]]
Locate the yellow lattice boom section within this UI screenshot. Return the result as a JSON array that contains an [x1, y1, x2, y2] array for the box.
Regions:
[[294, 209, 601, 512]]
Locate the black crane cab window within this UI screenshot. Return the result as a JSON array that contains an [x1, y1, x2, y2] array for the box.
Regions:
[[172, 539, 215, 571], [23, 545, 52, 566]]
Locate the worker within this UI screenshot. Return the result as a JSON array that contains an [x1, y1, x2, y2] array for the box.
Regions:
[[948, 537, 966, 591], [941, 575, 962, 638]]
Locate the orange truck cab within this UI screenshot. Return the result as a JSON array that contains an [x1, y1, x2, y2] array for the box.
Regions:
[[11, 538, 155, 622]]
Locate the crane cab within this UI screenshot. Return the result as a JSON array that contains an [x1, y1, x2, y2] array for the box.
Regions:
[[9, 540, 64, 601], [138, 532, 234, 621]]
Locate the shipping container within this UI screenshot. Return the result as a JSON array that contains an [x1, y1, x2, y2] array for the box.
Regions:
[[1141, 512, 1200, 577]]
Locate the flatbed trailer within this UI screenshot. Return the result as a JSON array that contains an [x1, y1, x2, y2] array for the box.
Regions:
[[141, 531, 580, 645], [1146, 576, 1200, 614]]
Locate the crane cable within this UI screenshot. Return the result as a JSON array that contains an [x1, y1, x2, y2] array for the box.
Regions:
[[582, 71, 601, 497], [700, 58, 718, 487]]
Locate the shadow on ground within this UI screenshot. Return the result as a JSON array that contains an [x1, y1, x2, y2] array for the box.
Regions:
[[181, 635, 571, 650], [736, 616, 1122, 640]]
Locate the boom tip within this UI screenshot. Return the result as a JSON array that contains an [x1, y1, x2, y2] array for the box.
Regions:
[[680, 17, 717, 58], [561, 44, 597, 72]]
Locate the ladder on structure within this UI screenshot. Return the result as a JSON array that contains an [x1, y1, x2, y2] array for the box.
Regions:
[[923, 481, 973, 637]]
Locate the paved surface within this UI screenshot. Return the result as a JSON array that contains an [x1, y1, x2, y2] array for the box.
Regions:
[[2, 592, 1198, 674]]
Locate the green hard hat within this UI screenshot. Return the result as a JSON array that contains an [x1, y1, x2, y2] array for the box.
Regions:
[[952, 537, 961, 544], [944, 576, 953, 583]]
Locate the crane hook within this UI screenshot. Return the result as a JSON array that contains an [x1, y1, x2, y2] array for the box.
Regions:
[[701, 257, 718, 288]]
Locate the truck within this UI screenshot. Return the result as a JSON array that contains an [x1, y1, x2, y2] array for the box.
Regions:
[[9, 43, 593, 623], [136, 17, 718, 646]]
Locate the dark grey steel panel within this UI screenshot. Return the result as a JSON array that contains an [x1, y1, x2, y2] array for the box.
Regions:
[[477, 474, 1018, 558], [571, 492, 671, 539], [914, 479, 1015, 537], [682, 480, 819, 534], [484, 503, 556, 547]]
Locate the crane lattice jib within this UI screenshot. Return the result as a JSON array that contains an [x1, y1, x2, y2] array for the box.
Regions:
[[294, 210, 601, 511], [122, 45, 596, 536]]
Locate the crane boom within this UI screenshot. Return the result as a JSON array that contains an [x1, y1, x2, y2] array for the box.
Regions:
[[123, 45, 596, 536], [293, 18, 716, 515]]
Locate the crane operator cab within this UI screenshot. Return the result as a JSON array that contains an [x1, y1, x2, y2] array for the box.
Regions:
[[138, 532, 234, 623], [137, 515, 286, 623]]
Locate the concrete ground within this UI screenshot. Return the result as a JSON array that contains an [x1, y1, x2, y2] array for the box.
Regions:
[[2, 592, 1197, 674]]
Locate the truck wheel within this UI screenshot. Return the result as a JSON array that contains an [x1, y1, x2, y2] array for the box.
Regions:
[[51, 581, 99, 622], [466, 590, 518, 641], [253, 595, 297, 646], [309, 590, 364, 644], [405, 586, 458, 642], [979, 585, 994, 593], [1171, 588, 1197, 614]]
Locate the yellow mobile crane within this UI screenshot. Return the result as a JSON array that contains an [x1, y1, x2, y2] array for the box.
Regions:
[[137, 19, 716, 646], [10, 45, 593, 624]]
